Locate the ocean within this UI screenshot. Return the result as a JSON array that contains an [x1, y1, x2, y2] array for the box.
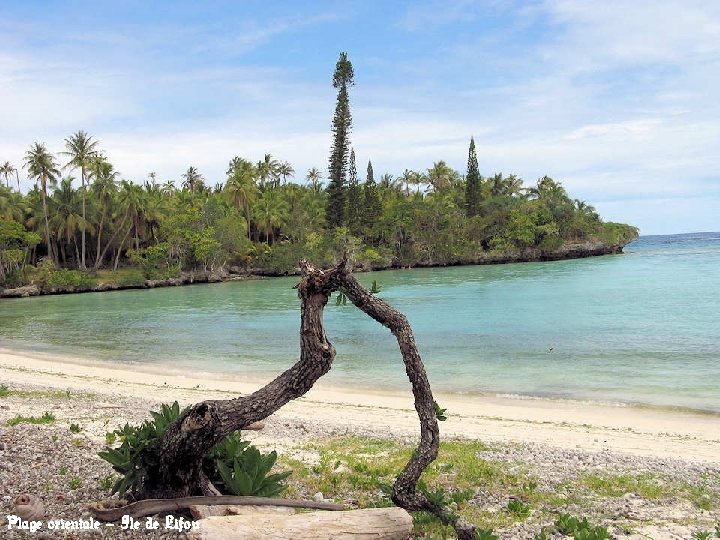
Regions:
[[1, 232, 719, 413]]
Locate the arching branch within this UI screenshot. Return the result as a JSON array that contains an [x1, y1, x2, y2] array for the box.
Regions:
[[149, 258, 476, 538]]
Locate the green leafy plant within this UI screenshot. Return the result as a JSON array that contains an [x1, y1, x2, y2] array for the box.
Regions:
[[99, 475, 117, 491], [370, 279, 381, 294], [0, 384, 10, 397], [215, 446, 291, 497], [69, 423, 81, 433], [59, 465, 68, 475], [694, 532, 712, 540], [534, 529, 550, 540], [6, 411, 56, 426], [68, 476, 82, 490], [433, 401, 447, 421], [475, 529, 499, 540], [507, 498, 531, 518], [99, 401, 291, 498], [105, 431, 117, 445], [335, 290, 348, 305], [555, 513, 611, 540]]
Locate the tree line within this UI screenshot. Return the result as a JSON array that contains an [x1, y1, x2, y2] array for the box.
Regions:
[[0, 52, 638, 289]]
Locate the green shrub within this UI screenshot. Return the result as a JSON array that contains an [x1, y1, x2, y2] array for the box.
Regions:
[[116, 269, 146, 286], [45, 268, 93, 288], [507, 498, 530, 518], [6, 411, 56, 426], [99, 401, 291, 497]]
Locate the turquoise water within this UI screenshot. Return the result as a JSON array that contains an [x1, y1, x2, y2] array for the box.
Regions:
[[1, 232, 719, 412]]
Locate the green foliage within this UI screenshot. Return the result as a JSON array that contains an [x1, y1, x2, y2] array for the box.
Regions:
[[99, 474, 117, 491], [0, 384, 10, 397], [694, 532, 712, 540], [554, 513, 611, 540], [465, 137, 481, 217], [0, 218, 39, 287], [215, 446, 291, 497], [6, 411, 56, 426], [506, 498, 530, 518], [99, 401, 290, 498], [433, 401, 448, 421], [69, 423, 81, 433], [327, 52, 354, 229], [41, 266, 93, 288], [369, 279, 381, 294], [475, 529, 499, 540], [68, 476, 82, 490]]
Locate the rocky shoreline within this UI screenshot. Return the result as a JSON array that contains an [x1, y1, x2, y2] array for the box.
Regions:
[[0, 380, 718, 539], [0, 240, 628, 299]]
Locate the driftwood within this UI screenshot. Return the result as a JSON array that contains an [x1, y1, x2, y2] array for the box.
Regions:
[[186, 507, 413, 540], [136, 257, 476, 538], [89, 495, 343, 521]]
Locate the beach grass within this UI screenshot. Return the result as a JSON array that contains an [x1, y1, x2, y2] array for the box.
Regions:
[[278, 435, 720, 537]]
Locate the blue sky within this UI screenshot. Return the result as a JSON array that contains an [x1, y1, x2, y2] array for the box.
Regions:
[[1, 0, 719, 235]]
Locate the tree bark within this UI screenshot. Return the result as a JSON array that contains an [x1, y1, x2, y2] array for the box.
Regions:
[[150, 258, 476, 538]]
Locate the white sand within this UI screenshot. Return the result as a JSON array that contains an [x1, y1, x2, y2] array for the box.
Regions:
[[1, 347, 718, 462]]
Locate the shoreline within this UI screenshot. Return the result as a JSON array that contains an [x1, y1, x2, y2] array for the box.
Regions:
[[0, 240, 627, 298], [1, 347, 718, 463]]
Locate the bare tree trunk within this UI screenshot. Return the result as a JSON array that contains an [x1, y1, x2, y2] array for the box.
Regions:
[[149, 258, 476, 538]]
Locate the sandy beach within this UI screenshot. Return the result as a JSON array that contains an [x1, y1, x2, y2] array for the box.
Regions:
[[1, 347, 719, 539], [1, 347, 719, 462]]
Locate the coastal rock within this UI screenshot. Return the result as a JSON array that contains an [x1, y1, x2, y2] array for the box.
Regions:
[[0, 284, 40, 298]]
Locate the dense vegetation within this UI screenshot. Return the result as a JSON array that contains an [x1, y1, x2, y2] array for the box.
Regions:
[[0, 144, 638, 290], [0, 52, 637, 291]]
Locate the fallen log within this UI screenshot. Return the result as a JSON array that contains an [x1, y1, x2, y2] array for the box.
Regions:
[[89, 495, 343, 521], [187, 507, 413, 540]]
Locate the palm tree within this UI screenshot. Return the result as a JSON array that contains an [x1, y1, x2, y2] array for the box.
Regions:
[[224, 158, 258, 239], [426, 161, 456, 193], [49, 177, 90, 266], [253, 190, 288, 243], [256, 154, 280, 189], [88, 156, 119, 267], [181, 166, 203, 194], [23, 142, 60, 264], [278, 161, 295, 185], [0, 161, 18, 190], [62, 130, 100, 269], [306, 167, 323, 192], [161, 180, 176, 196]]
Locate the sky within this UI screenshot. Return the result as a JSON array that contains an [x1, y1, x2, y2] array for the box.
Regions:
[[1, 1, 719, 235]]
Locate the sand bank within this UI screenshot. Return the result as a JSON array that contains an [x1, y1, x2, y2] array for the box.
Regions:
[[1, 347, 718, 462]]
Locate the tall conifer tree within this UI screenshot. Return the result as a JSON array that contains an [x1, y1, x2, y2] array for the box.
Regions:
[[346, 149, 362, 234], [465, 137, 481, 217], [326, 52, 354, 228], [362, 160, 381, 239]]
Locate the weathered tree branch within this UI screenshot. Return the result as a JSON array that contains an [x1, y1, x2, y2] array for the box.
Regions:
[[149, 257, 476, 538]]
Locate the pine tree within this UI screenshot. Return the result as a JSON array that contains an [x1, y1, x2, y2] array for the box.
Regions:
[[346, 149, 362, 235], [326, 52, 354, 228], [465, 137, 481, 217], [362, 160, 382, 241]]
